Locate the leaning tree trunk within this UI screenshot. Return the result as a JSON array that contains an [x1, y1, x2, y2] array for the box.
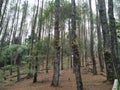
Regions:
[[0, 0, 3, 16], [8, 2, 17, 44], [98, 0, 116, 82], [71, 0, 83, 90], [0, 0, 9, 35], [89, 0, 97, 75], [108, 0, 120, 83], [12, 0, 21, 44], [0, 15, 10, 50], [18, 1, 28, 44], [51, 0, 60, 87]]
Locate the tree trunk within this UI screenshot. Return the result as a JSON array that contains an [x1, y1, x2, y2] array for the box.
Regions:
[[95, 0, 104, 72], [12, 0, 21, 44], [18, 1, 28, 44], [17, 65, 20, 81], [0, 0, 4, 16], [38, 0, 44, 40], [51, 0, 60, 87], [46, 29, 50, 73], [98, 0, 116, 82], [31, 0, 39, 83], [46, 14, 52, 73], [0, 15, 10, 50], [9, 2, 17, 44], [60, 22, 65, 70], [33, 56, 38, 83], [108, 0, 120, 83], [68, 19, 73, 68], [0, 0, 9, 35], [16, 54, 21, 82], [89, 0, 97, 75], [71, 0, 83, 90]]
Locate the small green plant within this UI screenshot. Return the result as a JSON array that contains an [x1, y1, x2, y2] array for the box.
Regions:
[[27, 69, 35, 78]]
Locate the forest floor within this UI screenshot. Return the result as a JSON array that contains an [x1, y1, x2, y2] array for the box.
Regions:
[[0, 59, 113, 90]]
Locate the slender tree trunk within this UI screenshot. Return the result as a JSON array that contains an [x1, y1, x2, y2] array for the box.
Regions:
[[18, 1, 28, 44], [9, 3, 17, 44], [46, 14, 52, 73], [46, 28, 50, 73], [38, 0, 44, 40], [108, 0, 120, 83], [60, 22, 65, 70], [98, 0, 116, 82], [12, 0, 21, 44], [16, 54, 21, 82], [0, 0, 9, 35], [95, 0, 104, 72], [0, 0, 4, 16], [68, 19, 73, 68], [0, 15, 10, 50], [71, 0, 83, 90], [89, 0, 97, 75], [31, 0, 39, 83], [51, 0, 60, 87]]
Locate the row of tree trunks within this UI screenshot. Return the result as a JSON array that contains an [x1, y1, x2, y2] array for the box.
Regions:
[[98, 0, 116, 83]]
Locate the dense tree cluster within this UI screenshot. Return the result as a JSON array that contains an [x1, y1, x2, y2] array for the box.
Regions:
[[0, 0, 120, 90]]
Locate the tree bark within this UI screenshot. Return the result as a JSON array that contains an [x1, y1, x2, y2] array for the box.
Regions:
[[0, 0, 9, 35], [38, 0, 44, 40], [0, 0, 4, 16], [95, 0, 104, 72], [33, 0, 39, 83], [89, 0, 97, 75], [51, 0, 60, 87], [108, 0, 120, 83], [71, 0, 83, 90], [18, 1, 28, 44], [98, 0, 116, 82], [60, 22, 65, 70]]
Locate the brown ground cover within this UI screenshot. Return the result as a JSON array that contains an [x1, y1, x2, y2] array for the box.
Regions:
[[0, 59, 112, 90]]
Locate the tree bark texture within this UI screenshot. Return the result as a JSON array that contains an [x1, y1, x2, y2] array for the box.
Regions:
[[51, 0, 60, 87], [108, 0, 120, 83], [98, 0, 116, 82], [71, 0, 83, 90]]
